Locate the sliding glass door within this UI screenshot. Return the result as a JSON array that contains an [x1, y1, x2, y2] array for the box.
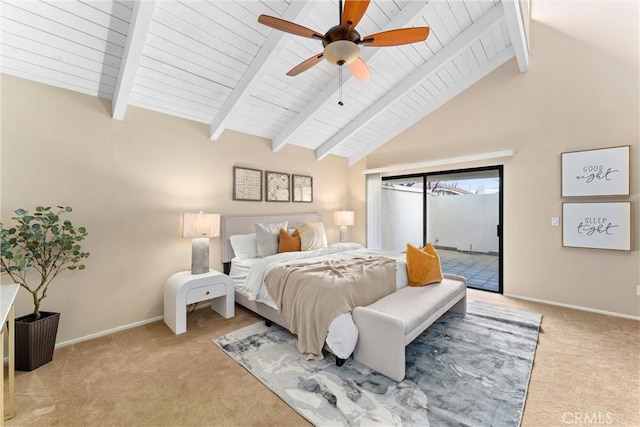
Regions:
[[381, 166, 503, 293], [425, 168, 501, 292]]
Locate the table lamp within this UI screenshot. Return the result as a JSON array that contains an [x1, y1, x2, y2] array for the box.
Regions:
[[334, 210, 354, 243], [182, 212, 220, 274]]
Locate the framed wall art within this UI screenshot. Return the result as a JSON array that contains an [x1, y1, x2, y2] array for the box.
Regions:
[[233, 166, 262, 201], [265, 171, 290, 202], [562, 202, 631, 251], [561, 146, 630, 197], [292, 174, 313, 203]]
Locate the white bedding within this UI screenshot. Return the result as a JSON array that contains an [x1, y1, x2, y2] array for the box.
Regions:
[[228, 257, 260, 287], [229, 243, 408, 359]]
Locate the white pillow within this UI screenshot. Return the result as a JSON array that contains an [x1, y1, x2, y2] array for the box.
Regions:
[[297, 222, 328, 251], [229, 233, 258, 259], [255, 222, 288, 258]]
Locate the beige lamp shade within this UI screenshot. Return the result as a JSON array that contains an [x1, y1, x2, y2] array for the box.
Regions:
[[182, 212, 220, 238], [334, 210, 355, 227]]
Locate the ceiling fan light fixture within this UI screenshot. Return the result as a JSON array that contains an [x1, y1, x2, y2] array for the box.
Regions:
[[323, 40, 359, 66], [258, 0, 430, 80]]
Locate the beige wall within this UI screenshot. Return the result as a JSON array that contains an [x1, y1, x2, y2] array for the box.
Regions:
[[0, 75, 350, 343], [363, 1, 639, 317], [347, 158, 367, 246]]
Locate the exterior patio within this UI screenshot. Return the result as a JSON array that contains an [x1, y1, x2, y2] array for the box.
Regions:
[[438, 249, 499, 292]]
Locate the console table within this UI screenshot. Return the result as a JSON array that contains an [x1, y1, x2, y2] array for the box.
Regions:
[[0, 284, 19, 425]]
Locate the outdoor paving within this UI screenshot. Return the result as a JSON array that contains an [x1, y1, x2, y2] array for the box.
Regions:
[[438, 249, 499, 292]]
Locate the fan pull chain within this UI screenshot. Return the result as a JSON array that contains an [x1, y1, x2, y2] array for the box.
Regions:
[[338, 66, 344, 106]]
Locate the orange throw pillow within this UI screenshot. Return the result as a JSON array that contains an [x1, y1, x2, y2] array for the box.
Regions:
[[278, 229, 301, 253], [406, 243, 443, 286]]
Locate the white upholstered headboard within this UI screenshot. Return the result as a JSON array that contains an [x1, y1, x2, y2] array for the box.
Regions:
[[221, 213, 321, 264]]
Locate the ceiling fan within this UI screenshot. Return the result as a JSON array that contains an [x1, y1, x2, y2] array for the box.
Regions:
[[257, 0, 430, 82]]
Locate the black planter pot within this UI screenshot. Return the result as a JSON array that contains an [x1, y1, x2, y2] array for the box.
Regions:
[[15, 311, 60, 371]]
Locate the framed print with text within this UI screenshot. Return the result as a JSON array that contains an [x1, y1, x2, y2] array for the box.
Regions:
[[561, 146, 630, 197], [562, 202, 631, 251]]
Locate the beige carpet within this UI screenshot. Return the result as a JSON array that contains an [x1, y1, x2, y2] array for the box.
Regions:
[[5, 289, 639, 426]]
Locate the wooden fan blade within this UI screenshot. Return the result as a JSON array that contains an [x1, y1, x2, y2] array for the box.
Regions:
[[258, 15, 324, 40], [340, 0, 370, 28], [342, 0, 370, 28], [361, 27, 430, 47], [348, 57, 370, 81], [287, 53, 324, 76]]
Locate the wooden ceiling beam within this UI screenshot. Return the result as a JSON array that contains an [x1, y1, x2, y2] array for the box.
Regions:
[[271, 1, 430, 153], [209, 1, 316, 140], [503, 0, 529, 72], [315, 3, 507, 161], [112, 0, 155, 120]]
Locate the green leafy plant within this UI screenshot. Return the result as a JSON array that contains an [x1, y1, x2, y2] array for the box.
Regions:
[[0, 206, 89, 320]]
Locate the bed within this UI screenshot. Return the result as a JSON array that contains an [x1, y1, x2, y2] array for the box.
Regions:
[[220, 213, 408, 363]]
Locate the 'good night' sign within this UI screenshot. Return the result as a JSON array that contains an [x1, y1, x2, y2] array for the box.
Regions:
[[561, 146, 630, 197]]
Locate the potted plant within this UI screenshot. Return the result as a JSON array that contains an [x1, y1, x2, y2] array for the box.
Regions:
[[0, 206, 89, 371]]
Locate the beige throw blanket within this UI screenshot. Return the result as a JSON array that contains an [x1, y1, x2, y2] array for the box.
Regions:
[[265, 257, 396, 359]]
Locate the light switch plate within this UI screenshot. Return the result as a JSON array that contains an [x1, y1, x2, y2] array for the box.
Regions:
[[551, 217, 560, 226]]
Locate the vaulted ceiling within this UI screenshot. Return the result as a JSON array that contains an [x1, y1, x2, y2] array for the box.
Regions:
[[1, 0, 529, 165]]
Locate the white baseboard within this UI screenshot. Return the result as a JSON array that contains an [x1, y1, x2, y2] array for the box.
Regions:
[[55, 302, 213, 348], [503, 293, 640, 321], [55, 315, 165, 349]]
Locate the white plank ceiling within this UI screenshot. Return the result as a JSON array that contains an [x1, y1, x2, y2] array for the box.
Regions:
[[1, 0, 529, 165]]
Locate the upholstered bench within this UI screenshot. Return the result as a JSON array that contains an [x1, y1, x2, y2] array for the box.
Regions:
[[352, 274, 467, 381]]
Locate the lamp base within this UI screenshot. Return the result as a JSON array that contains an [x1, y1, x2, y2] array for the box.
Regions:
[[339, 225, 348, 243], [191, 237, 210, 274]]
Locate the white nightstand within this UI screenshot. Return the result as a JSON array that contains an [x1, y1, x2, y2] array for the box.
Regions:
[[164, 269, 235, 334]]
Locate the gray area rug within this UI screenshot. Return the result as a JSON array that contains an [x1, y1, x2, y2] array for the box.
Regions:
[[213, 301, 542, 426]]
